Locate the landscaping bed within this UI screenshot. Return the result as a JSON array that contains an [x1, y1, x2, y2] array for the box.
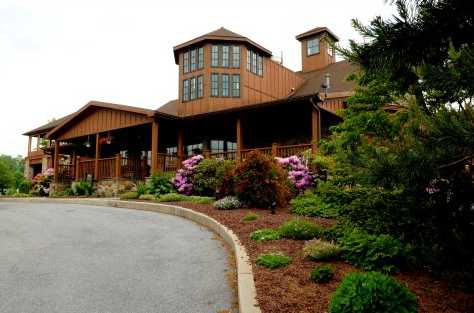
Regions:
[[163, 201, 474, 313]]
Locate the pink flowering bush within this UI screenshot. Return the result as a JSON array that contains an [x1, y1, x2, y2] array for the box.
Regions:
[[31, 168, 54, 196], [173, 155, 204, 195], [276, 155, 313, 192]]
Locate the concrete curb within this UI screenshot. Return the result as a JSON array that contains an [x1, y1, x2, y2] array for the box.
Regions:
[[0, 197, 262, 313]]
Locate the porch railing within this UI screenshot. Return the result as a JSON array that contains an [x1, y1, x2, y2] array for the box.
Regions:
[[77, 159, 95, 180], [157, 153, 179, 172], [97, 157, 115, 180]]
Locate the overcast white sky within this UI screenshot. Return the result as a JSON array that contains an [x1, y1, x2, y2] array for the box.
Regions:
[[0, 0, 396, 157]]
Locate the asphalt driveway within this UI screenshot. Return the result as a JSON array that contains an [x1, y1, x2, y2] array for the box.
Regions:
[[0, 201, 235, 313]]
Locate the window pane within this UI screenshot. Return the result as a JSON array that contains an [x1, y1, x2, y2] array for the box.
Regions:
[[246, 49, 251, 71], [232, 46, 240, 67], [190, 77, 197, 100], [190, 49, 196, 71], [211, 73, 219, 96], [198, 47, 204, 69], [252, 52, 257, 73], [221, 74, 229, 97], [227, 141, 236, 151], [307, 38, 320, 55], [183, 52, 189, 73], [222, 46, 229, 67], [183, 79, 189, 101], [197, 75, 203, 98], [211, 140, 224, 153], [257, 55, 263, 76], [232, 74, 240, 97], [211, 46, 219, 67]]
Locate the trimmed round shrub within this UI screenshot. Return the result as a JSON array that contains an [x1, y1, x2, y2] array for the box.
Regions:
[[310, 264, 334, 283], [71, 181, 93, 196], [213, 196, 243, 210], [192, 158, 234, 196], [119, 191, 139, 200], [303, 239, 343, 260], [146, 172, 174, 196], [250, 228, 281, 241], [233, 151, 290, 209], [278, 218, 322, 240], [329, 272, 418, 313], [256, 253, 292, 269], [242, 212, 259, 221]]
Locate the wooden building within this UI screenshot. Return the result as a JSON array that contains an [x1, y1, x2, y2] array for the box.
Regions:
[[23, 26, 357, 183]]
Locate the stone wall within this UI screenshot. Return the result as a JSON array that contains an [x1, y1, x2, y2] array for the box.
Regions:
[[94, 179, 138, 197]]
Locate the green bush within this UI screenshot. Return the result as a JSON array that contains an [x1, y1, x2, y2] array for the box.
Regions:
[[233, 151, 290, 209], [18, 180, 32, 194], [146, 172, 174, 196], [136, 182, 147, 197], [213, 196, 243, 210], [188, 195, 215, 204], [303, 239, 343, 260], [290, 191, 339, 218], [8, 192, 31, 198], [119, 191, 139, 200], [71, 181, 93, 196], [256, 253, 292, 269], [341, 229, 411, 273], [192, 159, 234, 196], [250, 228, 281, 241], [158, 193, 188, 202], [242, 212, 259, 222], [278, 218, 322, 240], [138, 194, 156, 200], [329, 272, 418, 313], [310, 264, 334, 283]]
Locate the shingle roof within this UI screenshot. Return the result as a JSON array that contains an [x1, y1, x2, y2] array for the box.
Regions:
[[23, 114, 74, 136], [296, 26, 339, 42], [156, 99, 179, 116], [292, 60, 358, 97], [173, 27, 272, 64]]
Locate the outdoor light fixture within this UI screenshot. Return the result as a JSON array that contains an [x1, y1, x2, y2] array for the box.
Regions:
[[84, 135, 91, 148], [106, 131, 112, 145]]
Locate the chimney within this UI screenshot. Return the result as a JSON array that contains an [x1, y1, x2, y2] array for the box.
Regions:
[[296, 27, 338, 72]]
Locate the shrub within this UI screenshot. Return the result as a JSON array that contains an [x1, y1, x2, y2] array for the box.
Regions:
[[256, 253, 292, 269], [31, 168, 54, 196], [9, 192, 31, 198], [71, 181, 93, 196], [242, 212, 259, 222], [329, 272, 418, 313], [18, 180, 32, 194], [188, 195, 215, 204], [310, 264, 334, 283], [278, 218, 322, 240], [303, 239, 343, 261], [139, 194, 156, 200], [276, 155, 313, 192], [119, 191, 139, 200], [341, 229, 410, 273], [213, 196, 243, 210], [250, 228, 281, 241], [233, 151, 290, 208], [147, 172, 174, 196], [136, 182, 147, 197], [192, 158, 234, 196], [290, 191, 339, 218], [158, 192, 188, 202], [173, 155, 204, 195]]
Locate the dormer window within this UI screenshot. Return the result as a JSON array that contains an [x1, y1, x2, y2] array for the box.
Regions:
[[232, 46, 240, 67], [246, 49, 263, 76], [198, 47, 204, 69], [307, 37, 320, 56], [183, 52, 190, 73], [211, 46, 219, 67], [222, 46, 230, 67], [183, 47, 204, 73], [190, 50, 197, 71]]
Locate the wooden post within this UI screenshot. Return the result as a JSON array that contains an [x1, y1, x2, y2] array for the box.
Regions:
[[204, 149, 211, 159], [115, 153, 122, 179], [75, 156, 80, 181], [36, 135, 40, 150], [151, 121, 159, 174], [271, 143, 278, 157], [53, 140, 60, 183], [94, 133, 100, 180], [236, 117, 243, 161], [311, 107, 320, 153], [28, 136, 32, 154], [177, 127, 184, 167]]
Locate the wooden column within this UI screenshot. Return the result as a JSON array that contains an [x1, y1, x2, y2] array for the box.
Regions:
[[115, 153, 122, 179], [177, 127, 184, 167], [271, 143, 278, 157], [75, 156, 80, 181], [236, 117, 243, 161], [53, 140, 60, 183], [27, 136, 32, 154], [151, 121, 159, 174], [36, 135, 40, 150], [311, 107, 320, 153], [94, 133, 100, 180]]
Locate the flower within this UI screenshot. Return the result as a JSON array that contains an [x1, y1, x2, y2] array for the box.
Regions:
[[173, 155, 204, 195], [277, 155, 313, 192]]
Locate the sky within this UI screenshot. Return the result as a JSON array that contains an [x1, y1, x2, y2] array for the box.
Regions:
[[0, 0, 396, 157]]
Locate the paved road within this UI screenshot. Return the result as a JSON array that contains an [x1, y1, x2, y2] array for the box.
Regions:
[[0, 201, 235, 313]]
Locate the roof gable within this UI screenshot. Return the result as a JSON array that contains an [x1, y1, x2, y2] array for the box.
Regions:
[[296, 26, 339, 42]]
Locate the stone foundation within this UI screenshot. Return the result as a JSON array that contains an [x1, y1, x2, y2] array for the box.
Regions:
[[94, 179, 139, 197]]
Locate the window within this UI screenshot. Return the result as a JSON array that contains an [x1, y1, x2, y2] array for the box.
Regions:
[[190, 49, 197, 71], [246, 49, 251, 71], [257, 55, 263, 76], [211, 73, 219, 96], [183, 51, 190, 73], [222, 46, 229, 67], [221, 74, 229, 97], [227, 141, 236, 151], [183, 79, 190, 101], [252, 51, 257, 73], [232, 46, 240, 67], [190, 77, 197, 100], [197, 47, 204, 69], [187, 143, 203, 156], [326, 41, 334, 56], [307, 38, 320, 55], [211, 140, 224, 153], [197, 75, 203, 98], [232, 74, 240, 97], [166, 146, 177, 155], [211, 45, 219, 67]]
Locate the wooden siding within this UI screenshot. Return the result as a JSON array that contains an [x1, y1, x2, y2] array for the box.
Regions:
[[300, 36, 336, 73], [57, 107, 152, 140], [177, 43, 304, 117], [320, 97, 346, 115]]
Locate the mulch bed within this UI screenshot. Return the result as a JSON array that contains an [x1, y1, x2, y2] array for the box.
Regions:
[[166, 201, 474, 313]]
